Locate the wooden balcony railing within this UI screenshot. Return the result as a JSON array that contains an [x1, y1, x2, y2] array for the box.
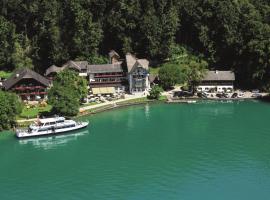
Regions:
[[14, 86, 46, 91], [94, 74, 125, 78]]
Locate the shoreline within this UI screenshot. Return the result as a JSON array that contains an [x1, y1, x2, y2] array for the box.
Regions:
[[5, 96, 268, 130], [166, 97, 259, 103]]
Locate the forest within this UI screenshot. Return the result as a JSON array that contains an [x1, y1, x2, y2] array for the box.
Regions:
[[0, 0, 269, 89]]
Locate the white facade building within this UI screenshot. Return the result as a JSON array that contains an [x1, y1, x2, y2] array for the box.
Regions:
[[126, 53, 150, 94], [196, 70, 235, 93]]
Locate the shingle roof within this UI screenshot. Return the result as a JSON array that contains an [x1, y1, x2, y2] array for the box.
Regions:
[[202, 70, 235, 81], [3, 68, 51, 90], [87, 62, 124, 73], [126, 53, 149, 73], [137, 59, 149, 70], [149, 74, 159, 83], [45, 65, 62, 76], [126, 53, 137, 72], [109, 50, 120, 58], [73, 61, 88, 70], [62, 60, 88, 71]]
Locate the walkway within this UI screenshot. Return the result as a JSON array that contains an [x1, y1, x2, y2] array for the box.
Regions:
[[17, 93, 148, 123], [79, 93, 147, 112]]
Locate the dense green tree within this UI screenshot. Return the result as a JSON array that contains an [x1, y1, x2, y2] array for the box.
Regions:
[[159, 63, 183, 89], [11, 36, 33, 69], [165, 45, 208, 86], [65, 0, 103, 61], [48, 70, 87, 116], [0, 91, 22, 130], [0, 16, 16, 69], [148, 85, 163, 99]]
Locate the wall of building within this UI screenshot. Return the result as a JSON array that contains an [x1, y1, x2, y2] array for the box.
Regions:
[[129, 68, 150, 94], [196, 85, 234, 93], [10, 79, 48, 100]]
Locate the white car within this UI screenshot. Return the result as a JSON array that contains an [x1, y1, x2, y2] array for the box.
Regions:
[[238, 93, 244, 98]]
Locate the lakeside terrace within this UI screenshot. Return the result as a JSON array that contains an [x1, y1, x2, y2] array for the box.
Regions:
[[16, 93, 151, 124]]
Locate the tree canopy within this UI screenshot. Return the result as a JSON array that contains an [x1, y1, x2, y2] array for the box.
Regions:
[[48, 70, 87, 116], [0, 0, 269, 89], [0, 91, 22, 130], [148, 85, 163, 100], [159, 45, 207, 89]]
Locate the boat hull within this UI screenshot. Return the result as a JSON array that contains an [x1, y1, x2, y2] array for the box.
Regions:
[[16, 122, 89, 139]]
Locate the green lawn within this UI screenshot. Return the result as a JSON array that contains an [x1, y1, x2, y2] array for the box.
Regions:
[[116, 97, 148, 105], [19, 105, 52, 119], [149, 67, 160, 75], [158, 95, 168, 101]]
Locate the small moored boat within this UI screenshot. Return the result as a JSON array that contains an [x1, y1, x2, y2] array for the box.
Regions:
[[16, 116, 89, 138]]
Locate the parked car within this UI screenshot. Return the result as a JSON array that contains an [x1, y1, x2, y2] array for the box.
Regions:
[[231, 93, 238, 98], [197, 92, 207, 98], [252, 89, 260, 93], [238, 93, 244, 98], [224, 93, 230, 98], [174, 91, 193, 97], [216, 93, 223, 98], [251, 93, 262, 98], [216, 93, 228, 98]]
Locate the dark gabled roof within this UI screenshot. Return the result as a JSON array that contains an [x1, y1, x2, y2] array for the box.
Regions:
[[45, 65, 62, 76], [62, 60, 88, 71], [3, 68, 51, 90], [202, 70, 235, 81], [73, 61, 88, 70], [87, 62, 124, 73], [109, 50, 120, 58]]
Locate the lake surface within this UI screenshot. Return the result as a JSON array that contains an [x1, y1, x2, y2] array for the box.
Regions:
[[1, 101, 270, 199]]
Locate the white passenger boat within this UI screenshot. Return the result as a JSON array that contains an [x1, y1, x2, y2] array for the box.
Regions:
[[16, 116, 89, 138]]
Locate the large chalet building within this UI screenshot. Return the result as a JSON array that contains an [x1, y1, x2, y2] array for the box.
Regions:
[[195, 70, 235, 93], [1, 50, 150, 101], [126, 53, 150, 93], [45, 50, 151, 95], [3, 68, 51, 100]]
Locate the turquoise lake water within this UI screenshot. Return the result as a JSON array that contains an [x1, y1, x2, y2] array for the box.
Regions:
[[1, 101, 270, 199]]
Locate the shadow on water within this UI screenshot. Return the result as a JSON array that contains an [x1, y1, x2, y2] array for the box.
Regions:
[[18, 129, 89, 150], [258, 95, 270, 104]]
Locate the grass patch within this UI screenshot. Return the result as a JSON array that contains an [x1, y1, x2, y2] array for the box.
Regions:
[[18, 104, 52, 119], [149, 67, 160, 75], [0, 71, 12, 79], [158, 95, 168, 101], [117, 97, 149, 105]]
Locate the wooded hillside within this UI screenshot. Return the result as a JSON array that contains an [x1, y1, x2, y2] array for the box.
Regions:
[[0, 0, 269, 88]]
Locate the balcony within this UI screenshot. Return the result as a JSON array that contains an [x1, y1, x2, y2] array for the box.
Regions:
[[94, 73, 125, 78], [90, 80, 124, 84], [19, 91, 47, 96], [14, 85, 46, 91]]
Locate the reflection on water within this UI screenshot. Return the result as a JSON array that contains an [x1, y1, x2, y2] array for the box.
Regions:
[[18, 130, 89, 150], [195, 100, 237, 116], [144, 104, 150, 119]]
